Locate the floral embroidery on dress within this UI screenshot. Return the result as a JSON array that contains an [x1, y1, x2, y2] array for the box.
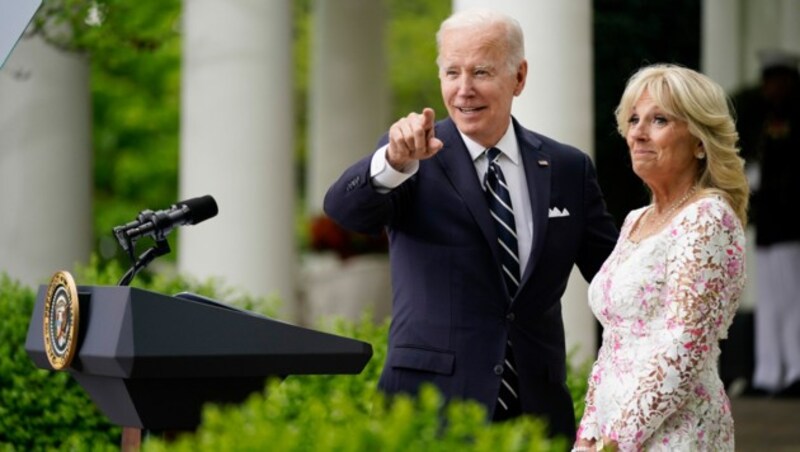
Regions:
[[577, 196, 744, 451]]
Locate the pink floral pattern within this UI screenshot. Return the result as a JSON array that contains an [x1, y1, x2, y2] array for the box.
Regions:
[[577, 196, 744, 451]]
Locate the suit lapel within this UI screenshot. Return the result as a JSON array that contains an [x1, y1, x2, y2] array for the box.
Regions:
[[433, 118, 552, 303], [515, 122, 551, 294], [433, 119, 504, 275]]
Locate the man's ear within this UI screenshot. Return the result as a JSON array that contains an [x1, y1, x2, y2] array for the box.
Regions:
[[514, 60, 528, 96]]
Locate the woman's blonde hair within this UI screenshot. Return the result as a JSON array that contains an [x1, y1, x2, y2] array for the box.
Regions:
[[615, 63, 749, 226]]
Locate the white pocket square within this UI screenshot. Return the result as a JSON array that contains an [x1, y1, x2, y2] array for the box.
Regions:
[[548, 207, 570, 218]]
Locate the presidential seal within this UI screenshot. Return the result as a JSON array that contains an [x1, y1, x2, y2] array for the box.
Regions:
[[43, 270, 80, 370]]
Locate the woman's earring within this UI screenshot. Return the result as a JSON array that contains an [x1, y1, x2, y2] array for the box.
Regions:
[[696, 141, 705, 160]]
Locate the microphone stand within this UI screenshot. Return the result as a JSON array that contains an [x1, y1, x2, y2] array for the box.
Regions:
[[113, 210, 173, 287], [117, 238, 171, 287], [111, 200, 219, 450]]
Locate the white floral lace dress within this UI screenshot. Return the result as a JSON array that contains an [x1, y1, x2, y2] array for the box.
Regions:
[[577, 196, 745, 451]]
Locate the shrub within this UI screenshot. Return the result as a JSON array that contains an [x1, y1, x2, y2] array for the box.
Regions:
[[0, 266, 590, 451], [0, 259, 279, 451], [143, 315, 569, 451], [0, 274, 119, 450], [145, 382, 567, 452]]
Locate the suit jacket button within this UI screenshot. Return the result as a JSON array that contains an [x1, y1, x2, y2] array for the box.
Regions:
[[506, 312, 515, 322], [493, 364, 504, 375]]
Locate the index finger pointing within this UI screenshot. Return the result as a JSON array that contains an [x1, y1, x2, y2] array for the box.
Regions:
[[422, 108, 436, 130]]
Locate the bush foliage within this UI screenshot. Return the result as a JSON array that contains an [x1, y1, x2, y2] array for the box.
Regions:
[[0, 274, 119, 450], [144, 316, 569, 452], [1, 264, 589, 451]]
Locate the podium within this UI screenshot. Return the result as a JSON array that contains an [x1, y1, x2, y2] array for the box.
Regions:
[[25, 285, 373, 431]]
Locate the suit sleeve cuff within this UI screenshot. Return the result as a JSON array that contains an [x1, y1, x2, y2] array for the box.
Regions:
[[370, 145, 418, 192]]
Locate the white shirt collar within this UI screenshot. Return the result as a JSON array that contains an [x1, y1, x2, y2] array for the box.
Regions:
[[460, 119, 520, 165]]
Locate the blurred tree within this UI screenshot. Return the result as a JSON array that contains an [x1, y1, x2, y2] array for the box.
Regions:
[[29, 0, 183, 263], [386, 0, 450, 119], [88, 4, 182, 261]]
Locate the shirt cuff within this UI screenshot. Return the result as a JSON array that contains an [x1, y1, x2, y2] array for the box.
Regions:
[[370, 145, 418, 192]]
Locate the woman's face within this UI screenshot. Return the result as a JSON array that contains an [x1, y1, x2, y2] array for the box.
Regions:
[[626, 90, 701, 188]]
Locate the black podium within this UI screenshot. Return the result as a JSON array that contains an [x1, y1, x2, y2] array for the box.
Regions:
[[25, 285, 373, 430]]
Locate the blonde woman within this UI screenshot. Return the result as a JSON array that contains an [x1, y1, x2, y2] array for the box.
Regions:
[[574, 64, 749, 452]]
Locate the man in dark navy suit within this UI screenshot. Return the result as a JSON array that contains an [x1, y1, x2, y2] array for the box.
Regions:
[[324, 8, 618, 440]]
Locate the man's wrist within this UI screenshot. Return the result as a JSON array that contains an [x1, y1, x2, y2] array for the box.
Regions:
[[370, 145, 417, 191]]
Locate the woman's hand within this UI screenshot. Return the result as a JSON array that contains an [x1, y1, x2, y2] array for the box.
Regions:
[[571, 439, 596, 452]]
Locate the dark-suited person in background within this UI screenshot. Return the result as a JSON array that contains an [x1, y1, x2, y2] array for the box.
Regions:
[[324, 8, 618, 440], [734, 49, 800, 397], [575, 64, 748, 452]]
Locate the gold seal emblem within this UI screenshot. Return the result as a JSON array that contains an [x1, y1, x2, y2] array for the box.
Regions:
[[43, 270, 80, 370]]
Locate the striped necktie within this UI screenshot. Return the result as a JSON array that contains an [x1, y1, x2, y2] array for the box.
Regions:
[[484, 147, 520, 295], [484, 147, 521, 420]]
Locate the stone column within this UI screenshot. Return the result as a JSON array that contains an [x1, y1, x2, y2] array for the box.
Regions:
[[306, 0, 388, 214], [701, 0, 743, 92], [777, 0, 800, 55], [454, 0, 596, 365], [0, 33, 91, 287], [179, 0, 296, 319], [301, 0, 391, 326], [741, 0, 800, 84]]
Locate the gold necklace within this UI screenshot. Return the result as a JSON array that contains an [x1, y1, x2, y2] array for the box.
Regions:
[[634, 186, 697, 239]]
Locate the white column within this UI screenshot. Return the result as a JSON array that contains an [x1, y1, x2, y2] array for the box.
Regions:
[[740, 0, 800, 84], [302, 0, 391, 326], [179, 0, 296, 319], [0, 34, 91, 287], [454, 0, 596, 365], [778, 0, 800, 55], [306, 0, 388, 214], [701, 0, 743, 92]]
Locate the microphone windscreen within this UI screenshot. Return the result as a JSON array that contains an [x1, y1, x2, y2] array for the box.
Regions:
[[180, 195, 219, 224]]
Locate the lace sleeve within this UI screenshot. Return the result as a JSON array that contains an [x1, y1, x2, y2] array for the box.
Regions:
[[577, 358, 602, 441], [609, 199, 745, 450]]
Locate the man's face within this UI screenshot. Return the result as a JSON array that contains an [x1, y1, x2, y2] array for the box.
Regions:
[[438, 24, 527, 148]]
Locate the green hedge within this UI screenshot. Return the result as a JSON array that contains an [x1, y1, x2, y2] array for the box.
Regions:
[[0, 263, 589, 451], [0, 274, 119, 451], [143, 315, 570, 451]]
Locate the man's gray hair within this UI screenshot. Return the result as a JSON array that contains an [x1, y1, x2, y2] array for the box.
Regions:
[[436, 8, 525, 74]]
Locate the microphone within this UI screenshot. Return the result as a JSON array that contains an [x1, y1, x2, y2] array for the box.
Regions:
[[113, 195, 218, 250]]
